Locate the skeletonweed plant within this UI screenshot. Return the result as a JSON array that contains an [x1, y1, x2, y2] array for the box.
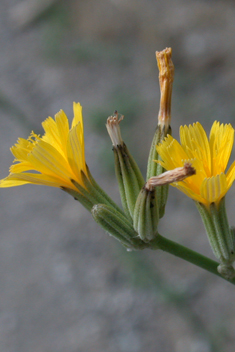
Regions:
[[1, 48, 235, 283]]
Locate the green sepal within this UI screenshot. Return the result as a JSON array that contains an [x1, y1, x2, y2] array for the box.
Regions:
[[210, 202, 230, 262], [133, 186, 159, 242], [157, 182, 169, 219], [146, 125, 171, 218], [61, 186, 95, 212], [84, 166, 126, 216], [230, 227, 235, 251], [195, 199, 235, 265], [113, 148, 131, 220], [70, 167, 126, 218], [91, 204, 147, 250], [124, 143, 145, 189], [147, 125, 161, 180], [114, 143, 145, 218], [146, 125, 171, 179], [217, 198, 235, 261]]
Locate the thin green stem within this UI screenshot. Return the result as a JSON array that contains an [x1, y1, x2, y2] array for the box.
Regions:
[[150, 234, 235, 285]]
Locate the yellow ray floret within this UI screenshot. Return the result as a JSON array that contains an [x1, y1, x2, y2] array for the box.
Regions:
[[156, 121, 235, 207], [0, 102, 88, 191]]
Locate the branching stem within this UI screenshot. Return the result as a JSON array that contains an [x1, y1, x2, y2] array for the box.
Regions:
[[149, 234, 235, 285]]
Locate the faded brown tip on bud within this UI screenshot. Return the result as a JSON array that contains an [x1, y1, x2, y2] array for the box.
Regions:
[[106, 111, 124, 147], [156, 47, 174, 129], [146, 162, 196, 191]]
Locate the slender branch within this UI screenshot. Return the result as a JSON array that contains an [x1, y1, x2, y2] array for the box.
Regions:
[[150, 234, 235, 285]]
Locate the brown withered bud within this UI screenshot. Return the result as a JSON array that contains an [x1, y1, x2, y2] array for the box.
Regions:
[[156, 47, 174, 130], [146, 163, 196, 191], [106, 111, 124, 147]]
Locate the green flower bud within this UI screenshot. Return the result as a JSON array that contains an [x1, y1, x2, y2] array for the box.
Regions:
[[91, 204, 147, 250], [133, 184, 159, 242], [106, 112, 145, 219]]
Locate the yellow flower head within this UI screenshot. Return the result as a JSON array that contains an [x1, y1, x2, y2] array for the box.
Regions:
[[0, 102, 88, 191], [156, 121, 235, 208]]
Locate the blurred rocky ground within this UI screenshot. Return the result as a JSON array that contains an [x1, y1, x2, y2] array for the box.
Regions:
[[0, 0, 235, 351]]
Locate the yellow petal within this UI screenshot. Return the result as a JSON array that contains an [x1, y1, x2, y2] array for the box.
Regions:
[[226, 160, 235, 189], [200, 173, 227, 204], [11, 137, 36, 160], [10, 161, 35, 173], [210, 122, 234, 174], [67, 123, 86, 182], [55, 109, 69, 149], [180, 123, 211, 175], [27, 140, 74, 181], [42, 113, 67, 156], [0, 173, 73, 188], [156, 135, 189, 169], [72, 102, 83, 129], [173, 182, 205, 204]]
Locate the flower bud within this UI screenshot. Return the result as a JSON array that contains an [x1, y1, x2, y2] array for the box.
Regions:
[[106, 112, 145, 219], [135, 163, 195, 243], [91, 204, 147, 250], [133, 185, 159, 242], [147, 48, 174, 218]]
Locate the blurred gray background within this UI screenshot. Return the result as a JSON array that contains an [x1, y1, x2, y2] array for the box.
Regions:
[[0, 0, 235, 351]]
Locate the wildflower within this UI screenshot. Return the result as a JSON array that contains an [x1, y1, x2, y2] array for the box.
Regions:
[[106, 111, 144, 219], [0, 102, 88, 191], [156, 121, 235, 272], [0, 103, 123, 214], [156, 121, 235, 208]]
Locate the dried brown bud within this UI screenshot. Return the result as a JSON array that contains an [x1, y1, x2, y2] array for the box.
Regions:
[[146, 163, 196, 191], [156, 47, 174, 130], [106, 111, 124, 147]]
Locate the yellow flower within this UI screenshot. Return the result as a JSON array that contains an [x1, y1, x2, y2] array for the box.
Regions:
[[0, 102, 88, 191], [156, 121, 235, 208]]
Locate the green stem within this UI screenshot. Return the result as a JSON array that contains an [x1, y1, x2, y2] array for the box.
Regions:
[[150, 234, 235, 285]]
